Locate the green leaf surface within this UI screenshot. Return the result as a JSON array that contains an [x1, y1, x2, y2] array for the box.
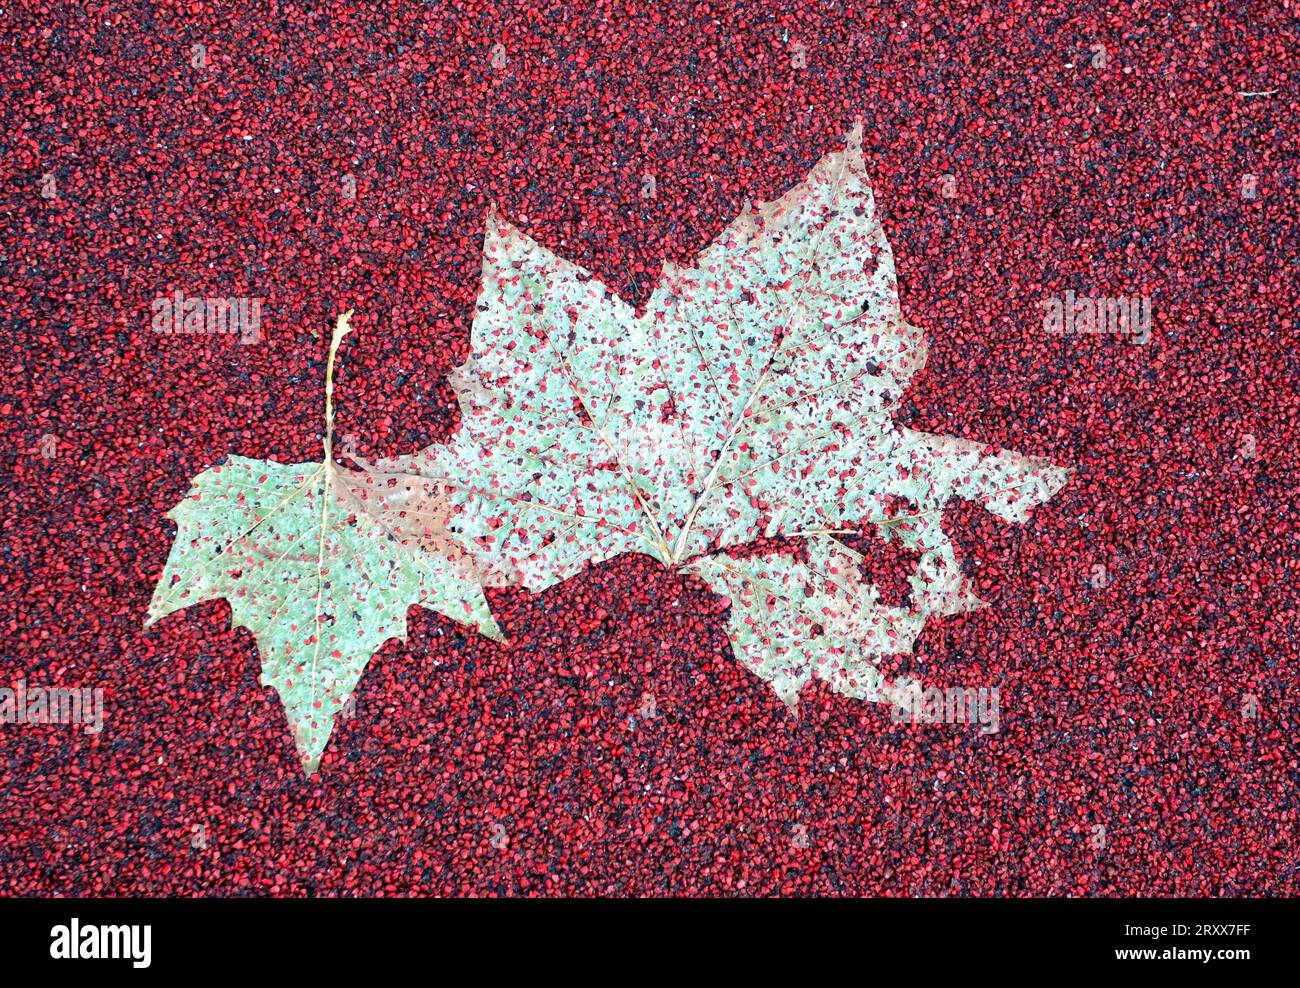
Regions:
[[147, 314, 500, 773]]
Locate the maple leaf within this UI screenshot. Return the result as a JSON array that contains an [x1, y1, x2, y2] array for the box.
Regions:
[[146, 312, 501, 773], [377, 122, 1069, 708]]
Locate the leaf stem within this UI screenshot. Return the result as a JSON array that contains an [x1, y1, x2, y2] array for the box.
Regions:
[[324, 310, 355, 465]]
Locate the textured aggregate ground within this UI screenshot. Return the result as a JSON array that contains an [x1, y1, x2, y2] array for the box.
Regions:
[[1, 1, 1296, 895]]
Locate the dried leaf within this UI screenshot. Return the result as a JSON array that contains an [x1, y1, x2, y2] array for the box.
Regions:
[[687, 537, 923, 707], [401, 123, 1069, 706], [147, 313, 501, 773]]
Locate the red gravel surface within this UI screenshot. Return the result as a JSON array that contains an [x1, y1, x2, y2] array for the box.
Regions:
[[1, 1, 1295, 896]]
